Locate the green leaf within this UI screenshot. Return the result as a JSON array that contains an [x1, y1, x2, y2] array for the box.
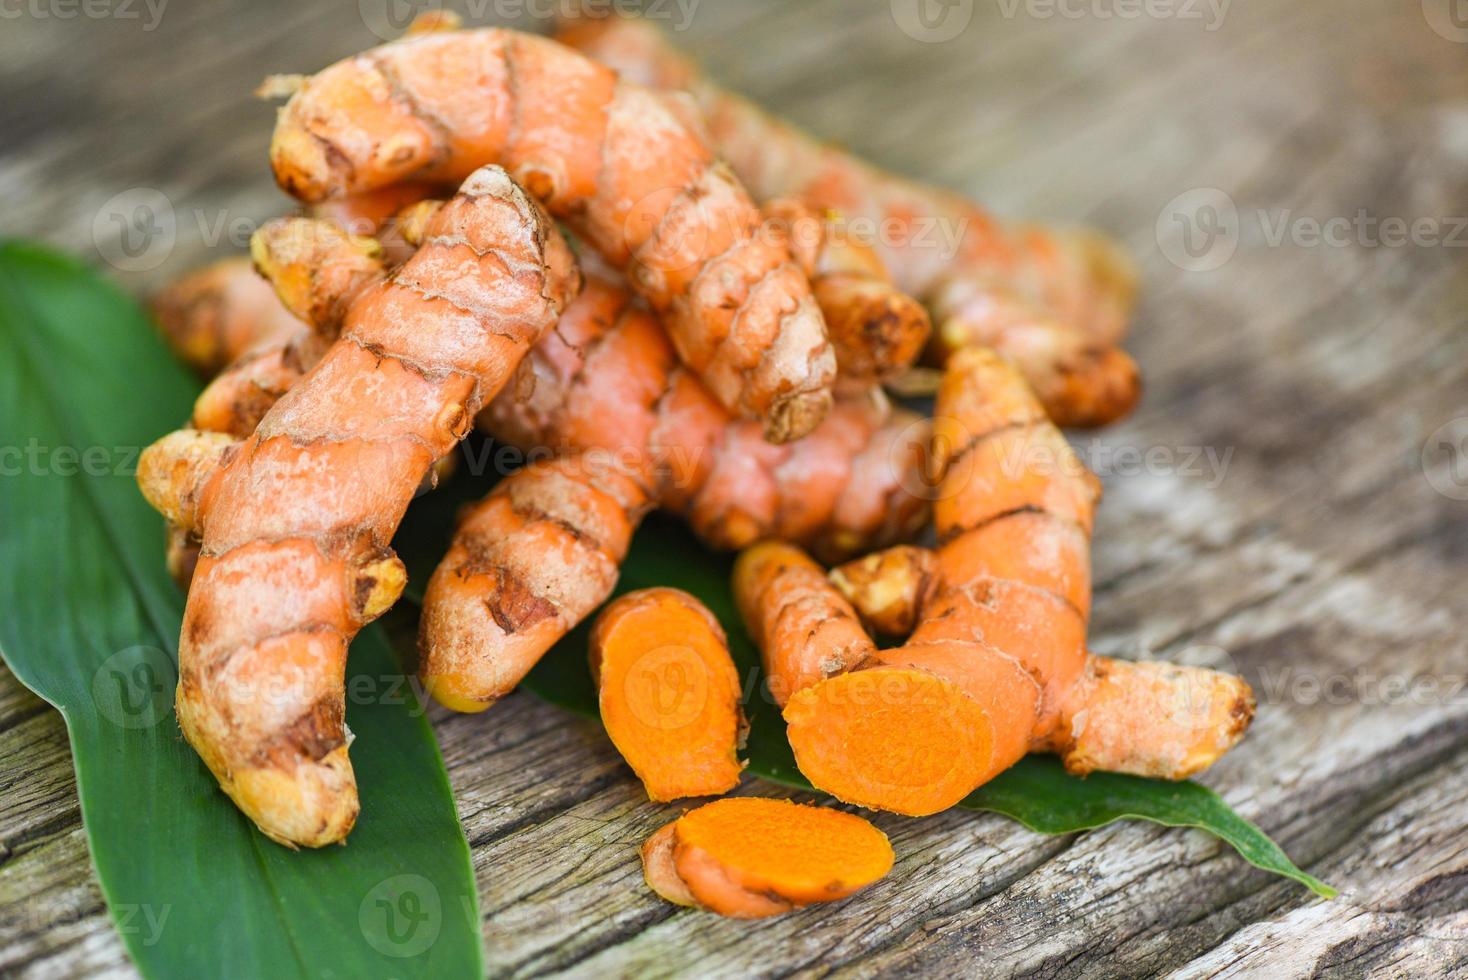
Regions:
[[404, 474, 1332, 898], [0, 242, 484, 979]]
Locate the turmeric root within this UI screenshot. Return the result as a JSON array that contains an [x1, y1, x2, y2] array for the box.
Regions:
[[153, 185, 438, 377], [143, 166, 578, 847], [641, 798, 893, 918], [153, 258, 302, 377], [140, 260, 930, 713], [268, 27, 837, 443], [733, 348, 1253, 816], [827, 545, 937, 638], [589, 588, 745, 801], [421, 452, 650, 713], [557, 13, 1141, 427], [419, 275, 930, 711], [190, 219, 387, 438], [762, 198, 930, 387]]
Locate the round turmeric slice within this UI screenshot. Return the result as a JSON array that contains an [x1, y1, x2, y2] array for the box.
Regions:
[[782, 666, 998, 817], [641, 797, 894, 918], [590, 588, 746, 801]]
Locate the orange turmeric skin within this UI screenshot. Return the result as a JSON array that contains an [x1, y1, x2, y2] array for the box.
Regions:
[[153, 258, 302, 378], [420, 453, 651, 714], [763, 198, 931, 387], [734, 348, 1254, 816], [588, 588, 745, 801], [268, 28, 836, 443], [152, 185, 442, 379], [641, 798, 893, 919], [146, 167, 579, 847], [557, 14, 1140, 427], [420, 275, 930, 712]]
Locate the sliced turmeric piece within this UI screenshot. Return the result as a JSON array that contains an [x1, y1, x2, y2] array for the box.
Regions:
[[589, 588, 745, 801], [734, 348, 1254, 816], [641, 798, 893, 918]]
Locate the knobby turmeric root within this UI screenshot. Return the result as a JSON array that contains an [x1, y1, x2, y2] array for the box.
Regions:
[[641, 798, 893, 918], [153, 258, 302, 377], [152, 184, 440, 377], [268, 27, 837, 443], [420, 452, 651, 713], [140, 263, 931, 713], [420, 274, 930, 711], [557, 13, 1141, 427], [589, 588, 745, 801], [733, 348, 1254, 816], [763, 198, 931, 387], [160, 215, 402, 590], [140, 166, 579, 847], [191, 219, 387, 438]]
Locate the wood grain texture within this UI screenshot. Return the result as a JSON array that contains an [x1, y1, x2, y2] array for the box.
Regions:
[[3, 0, 1467, 976]]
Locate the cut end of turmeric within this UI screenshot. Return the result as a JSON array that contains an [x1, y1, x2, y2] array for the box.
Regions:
[[590, 588, 745, 802], [640, 797, 893, 918], [765, 388, 833, 445], [782, 667, 997, 816]]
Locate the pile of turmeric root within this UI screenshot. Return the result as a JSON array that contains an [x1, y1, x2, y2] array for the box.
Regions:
[[136, 12, 1255, 919]]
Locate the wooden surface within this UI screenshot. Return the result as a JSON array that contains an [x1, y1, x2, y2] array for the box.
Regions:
[[3, 0, 1468, 976]]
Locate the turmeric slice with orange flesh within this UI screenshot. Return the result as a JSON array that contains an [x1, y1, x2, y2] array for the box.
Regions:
[[557, 13, 1140, 427], [146, 166, 579, 847], [268, 27, 836, 443], [641, 798, 893, 918], [734, 348, 1254, 816], [589, 588, 745, 801]]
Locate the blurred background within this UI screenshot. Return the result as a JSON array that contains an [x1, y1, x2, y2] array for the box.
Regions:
[[3, 1, 1467, 975]]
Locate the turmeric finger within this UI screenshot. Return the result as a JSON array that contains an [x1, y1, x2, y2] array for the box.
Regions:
[[152, 258, 302, 377], [735, 348, 1252, 816], [269, 27, 837, 443], [153, 186, 437, 378], [161, 166, 578, 847], [763, 199, 930, 386], [558, 14, 1140, 427], [641, 798, 893, 918], [828, 545, 938, 637], [137, 429, 238, 531], [927, 277, 1140, 429], [589, 588, 745, 801], [419, 453, 649, 714]]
